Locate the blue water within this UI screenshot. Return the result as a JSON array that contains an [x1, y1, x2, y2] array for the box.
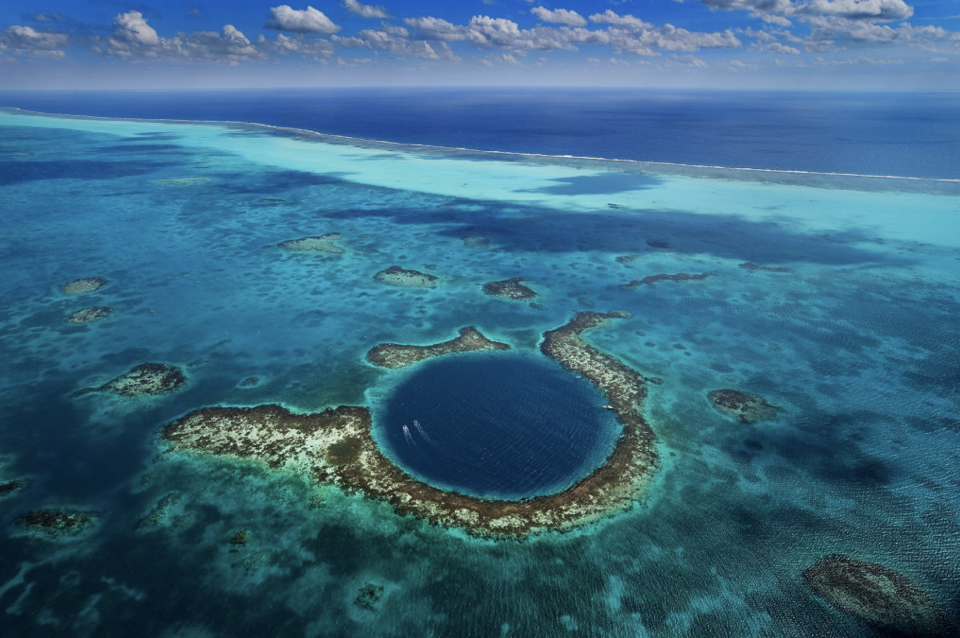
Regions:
[[3, 88, 960, 178], [0, 90, 958, 637], [376, 352, 620, 499]]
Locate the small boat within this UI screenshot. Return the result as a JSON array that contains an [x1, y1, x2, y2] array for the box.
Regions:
[[602, 405, 614, 410]]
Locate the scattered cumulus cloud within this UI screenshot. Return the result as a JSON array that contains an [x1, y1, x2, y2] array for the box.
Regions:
[[342, 0, 390, 19], [1, 25, 69, 57], [266, 5, 340, 34], [530, 7, 588, 27]]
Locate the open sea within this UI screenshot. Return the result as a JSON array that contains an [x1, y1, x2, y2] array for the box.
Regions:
[[0, 89, 958, 637]]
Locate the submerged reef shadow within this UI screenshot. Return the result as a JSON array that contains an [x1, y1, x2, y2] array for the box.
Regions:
[[321, 203, 911, 268], [517, 172, 662, 195]]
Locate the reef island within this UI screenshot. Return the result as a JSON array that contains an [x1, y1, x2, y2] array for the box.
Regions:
[[160, 312, 657, 539]]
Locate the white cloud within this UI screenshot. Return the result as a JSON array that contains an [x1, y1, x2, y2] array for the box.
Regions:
[[797, 0, 913, 21], [266, 6, 340, 34], [405, 11, 741, 56], [531, 7, 587, 27], [1, 25, 69, 58], [342, 0, 390, 19], [333, 25, 457, 59], [756, 41, 801, 53], [101, 11, 265, 63], [589, 10, 654, 30], [697, 0, 913, 23]]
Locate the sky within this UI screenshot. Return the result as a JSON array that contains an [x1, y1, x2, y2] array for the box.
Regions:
[[0, 0, 959, 90]]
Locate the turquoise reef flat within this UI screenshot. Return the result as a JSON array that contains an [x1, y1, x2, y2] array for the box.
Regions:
[[0, 104, 958, 637]]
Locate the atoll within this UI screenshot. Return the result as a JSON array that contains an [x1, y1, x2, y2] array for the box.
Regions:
[[160, 312, 658, 539], [482, 278, 538, 300], [76, 362, 187, 398], [66, 306, 114, 324], [60, 277, 109, 295], [373, 265, 439, 288], [18, 508, 97, 537], [708, 389, 779, 423], [274, 233, 344, 254], [804, 554, 955, 636], [621, 273, 711, 289], [366, 326, 509, 369]]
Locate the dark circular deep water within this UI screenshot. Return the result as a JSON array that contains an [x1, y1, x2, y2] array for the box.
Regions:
[[374, 351, 621, 500]]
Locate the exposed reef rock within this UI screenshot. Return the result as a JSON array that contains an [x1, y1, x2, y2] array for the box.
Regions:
[[160, 312, 658, 539], [274, 233, 344, 254], [739, 262, 794, 273], [621, 273, 711, 289], [76, 362, 187, 398], [366, 327, 509, 370], [66, 306, 114, 324], [482, 278, 538, 300], [355, 584, 384, 610], [60, 277, 109, 295], [804, 555, 955, 637], [708, 389, 779, 423], [18, 508, 97, 537], [373, 265, 438, 288]]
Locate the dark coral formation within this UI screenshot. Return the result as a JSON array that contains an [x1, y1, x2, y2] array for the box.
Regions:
[[0, 480, 26, 498], [621, 273, 711, 289], [804, 555, 955, 636], [373, 265, 439, 288], [18, 508, 96, 537], [135, 492, 182, 530], [482, 278, 538, 300], [366, 327, 509, 369], [274, 233, 344, 254], [230, 530, 249, 545], [615, 255, 643, 265], [708, 389, 779, 423], [739, 262, 794, 273], [60, 277, 109, 295], [355, 584, 384, 610], [76, 362, 187, 398], [66, 306, 114, 324], [160, 312, 658, 539]]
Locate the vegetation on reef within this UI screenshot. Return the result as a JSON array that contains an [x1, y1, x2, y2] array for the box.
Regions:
[[161, 312, 659, 539], [482, 278, 538, 300], [60, 276, 109, 295], [708, 389, 780, 423], [366, 326, 510, 370]]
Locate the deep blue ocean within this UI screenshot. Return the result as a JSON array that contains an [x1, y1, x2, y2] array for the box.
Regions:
[[3, 88, 960, 178], [0, 89, 958, 637]]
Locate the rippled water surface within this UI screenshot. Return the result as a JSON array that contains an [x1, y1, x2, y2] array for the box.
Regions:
[[0, 93, 958, 637]]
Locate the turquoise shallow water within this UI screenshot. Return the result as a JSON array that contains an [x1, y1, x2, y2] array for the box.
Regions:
[[0, 107, 958, 637]]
